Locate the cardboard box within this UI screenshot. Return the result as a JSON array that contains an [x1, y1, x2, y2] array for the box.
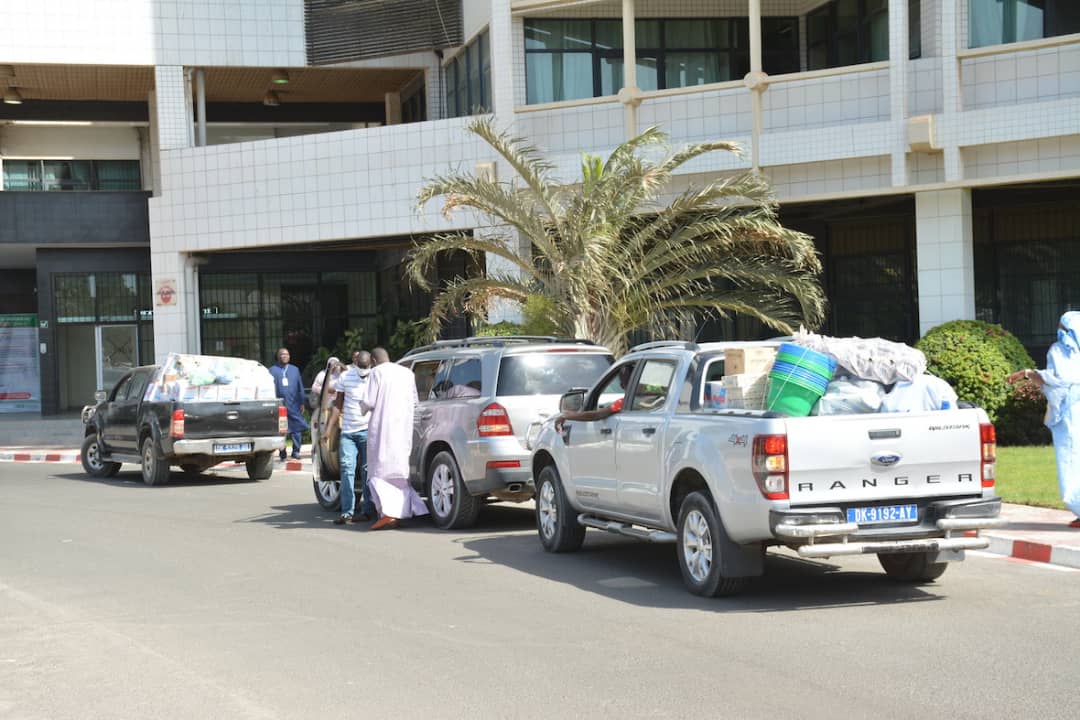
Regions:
[[723, 347, 776, 375], [724, 387, 766, 410], [722, 372, 769, 394], [703, 381, 727, 409]]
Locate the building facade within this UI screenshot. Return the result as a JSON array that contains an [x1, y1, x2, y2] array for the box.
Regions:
[[1, 0, 1077, 414]]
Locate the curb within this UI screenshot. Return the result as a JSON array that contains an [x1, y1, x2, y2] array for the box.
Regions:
[[979, 532, 1080, 570], [0, 450, 80, 464]]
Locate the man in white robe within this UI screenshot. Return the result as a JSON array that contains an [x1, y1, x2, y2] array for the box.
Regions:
[[360, 347, 429, 529]]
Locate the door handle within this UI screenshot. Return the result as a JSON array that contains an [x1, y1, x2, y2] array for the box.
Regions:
[[599, 427, 613, 435], [642, 427, 657, 436]]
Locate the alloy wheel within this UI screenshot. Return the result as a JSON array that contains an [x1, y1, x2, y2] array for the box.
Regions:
[[430, 463, 454, 517], [682, 509, 713, 583], [538, 480, 557, 539]]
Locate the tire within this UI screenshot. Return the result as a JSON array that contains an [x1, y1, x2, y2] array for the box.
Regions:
[[80, 434, 120, 478], [676, 491, 748, 597], [245, 452, 274, 481], [140, 436, 170, 487], [426, 450, 481, 529], [313, 454, 342, 510], [535, 465, 586, 553], [878, 552, 949, 583]]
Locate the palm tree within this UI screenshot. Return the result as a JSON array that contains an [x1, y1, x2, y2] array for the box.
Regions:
[[409, 117, 825, 355]]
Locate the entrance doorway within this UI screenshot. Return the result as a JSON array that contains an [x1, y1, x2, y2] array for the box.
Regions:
[[95, 324, 138, 393]]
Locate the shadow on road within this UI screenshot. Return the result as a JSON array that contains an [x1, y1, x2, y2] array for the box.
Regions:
[[53, 470, 255, 488], [456, 531, 944, 613]]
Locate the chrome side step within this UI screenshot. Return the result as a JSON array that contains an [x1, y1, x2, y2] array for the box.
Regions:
[[578, 514, 676, 543]]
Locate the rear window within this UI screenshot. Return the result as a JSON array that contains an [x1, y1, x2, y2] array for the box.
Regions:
[[496, 353, 614, 397]]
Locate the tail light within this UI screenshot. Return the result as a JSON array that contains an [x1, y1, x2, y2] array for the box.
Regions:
[[752, 434, 789, 500], [278, 405, 288, 434], [980, 423, 996, 488], [170, 408, 185, 438], [477, 403, 513, 437]]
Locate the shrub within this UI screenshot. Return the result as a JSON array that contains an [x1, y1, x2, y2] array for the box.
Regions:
[[915, 320, 1034, 425], [997, 379, 1051, 446]]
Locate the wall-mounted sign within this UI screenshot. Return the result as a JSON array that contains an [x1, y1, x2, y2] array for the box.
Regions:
[[155, 278, 178, 307]]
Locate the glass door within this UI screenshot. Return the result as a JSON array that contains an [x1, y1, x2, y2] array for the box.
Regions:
[[95, 325, 138, 393]]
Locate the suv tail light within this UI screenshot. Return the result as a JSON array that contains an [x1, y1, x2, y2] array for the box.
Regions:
[[980, 423, 996, 488], [170, 408, 185, 438], [752, 434, 788, 500], [478, 403, 513, 437], [278, 405, 288, 434]]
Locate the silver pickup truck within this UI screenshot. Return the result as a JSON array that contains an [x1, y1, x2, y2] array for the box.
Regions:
[[528, 341, 1006, 597]]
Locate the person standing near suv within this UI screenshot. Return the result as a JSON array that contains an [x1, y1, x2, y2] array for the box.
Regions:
[[361, 347, 429, 530], [270, 347, 308, 461], [333, 350, 377, 525]]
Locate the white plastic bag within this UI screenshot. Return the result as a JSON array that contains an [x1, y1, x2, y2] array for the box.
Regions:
[[793, 329, 926, 384], [880, 374, 958, 413], [813, 377, 887, 415]]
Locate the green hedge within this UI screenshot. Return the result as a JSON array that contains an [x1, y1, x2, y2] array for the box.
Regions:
[[915, 320, 1044, 444]]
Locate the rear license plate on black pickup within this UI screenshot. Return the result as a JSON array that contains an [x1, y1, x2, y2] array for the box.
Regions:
[[847, 504, 917, 525], [214, 442, 253, 454]]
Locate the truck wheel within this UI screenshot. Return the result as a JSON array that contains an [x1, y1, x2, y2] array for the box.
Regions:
[[140, 436, 170, 487], [878, 552, 949, 583], [81, 434, 120, 478], [535, 465, 585, 553], [677, 492, 748, 597], [313, 477, 342, 510], [245, 452, 274, 481], [426, 450, 480, 529]]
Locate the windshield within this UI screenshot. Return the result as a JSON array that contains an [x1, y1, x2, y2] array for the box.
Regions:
[[496, 353, 613, 397]]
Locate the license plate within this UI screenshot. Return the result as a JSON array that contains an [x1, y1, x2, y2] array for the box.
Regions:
[[214, 442, 252, 454], [847, 504, 918, 525]]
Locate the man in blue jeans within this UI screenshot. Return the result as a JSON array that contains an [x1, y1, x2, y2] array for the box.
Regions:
[[333, 350, 377, 524]]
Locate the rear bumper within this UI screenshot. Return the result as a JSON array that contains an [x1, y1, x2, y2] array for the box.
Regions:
[[771, 496, 1006, 558], [461, 436, 532, 494], [171, 436, 285, 457], [468, 464, 533, 494]]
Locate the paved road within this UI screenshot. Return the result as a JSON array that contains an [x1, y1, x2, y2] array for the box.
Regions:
[[2, 463, 1078, 720]]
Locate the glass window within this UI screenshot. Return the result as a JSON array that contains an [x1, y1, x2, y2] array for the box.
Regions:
[[111, 374, 134, 401], [629, 360, 676, 412], [526, 51, 594, 103], [592, 361, 637, 409], [431, 360, 454, 400], [55, 275, 96, 323], [496, 353, 613, 396], [2, 159, 140, 191], [909, 0, 922, 58], [412, 360, 440, 399], [526, 19, 592, 50], [968, 0, 1080, 47], [763, 17, 801, 75], [2, 160, 41, 190]]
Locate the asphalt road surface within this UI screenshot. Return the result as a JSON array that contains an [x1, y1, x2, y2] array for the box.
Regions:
[[2, 462, 1078, 720]]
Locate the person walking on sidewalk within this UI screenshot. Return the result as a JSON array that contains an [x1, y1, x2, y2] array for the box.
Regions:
[[270, 347, 308, 461], [360, 347, 428, 530], [333, 350, 377, 525], [1008, 311, 1080, 528]]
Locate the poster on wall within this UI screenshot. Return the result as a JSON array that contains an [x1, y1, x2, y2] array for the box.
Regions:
[[0, 314, 41, 413]]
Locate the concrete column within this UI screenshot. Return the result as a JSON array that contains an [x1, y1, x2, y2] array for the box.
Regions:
[[888, 0, 909, 186], [617, 0, 642, 139], [915, 189, 976, 336], [153, 66, 193, 151], [195, 69, 207, 147], [747, 0, 764, 171], [940, 0, 964, 181], [489, 0, 516, 124], [384, 91, 402, 125], [149, 251, 191, 361]]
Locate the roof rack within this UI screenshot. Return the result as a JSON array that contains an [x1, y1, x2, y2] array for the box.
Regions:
[[402, 335, 595, 358], [627, 340, 700, 353]]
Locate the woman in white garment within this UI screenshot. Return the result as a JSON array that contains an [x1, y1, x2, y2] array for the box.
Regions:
[[1008, 311, 1080, 528]]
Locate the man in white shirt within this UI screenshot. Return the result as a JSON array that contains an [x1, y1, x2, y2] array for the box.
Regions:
[[333, 350, 376, 524]]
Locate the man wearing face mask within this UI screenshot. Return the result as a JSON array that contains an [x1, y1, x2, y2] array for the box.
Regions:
[[333, 349, 377, 525], [1008, 311, 1080, 528]]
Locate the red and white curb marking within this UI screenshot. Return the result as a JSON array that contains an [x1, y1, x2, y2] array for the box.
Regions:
[[0, 450, 80, 464], [980, 533, 1080, 570]]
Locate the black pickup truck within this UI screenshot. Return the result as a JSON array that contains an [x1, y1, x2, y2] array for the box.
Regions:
[[80, 353, 287, 485]]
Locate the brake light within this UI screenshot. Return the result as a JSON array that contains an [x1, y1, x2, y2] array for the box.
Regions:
[[752, 434, 789, 500], [170, 408, 185, 438], [478, 403, 514, 437], [980, 423, 996, 487], [278, 405, 288, 434]]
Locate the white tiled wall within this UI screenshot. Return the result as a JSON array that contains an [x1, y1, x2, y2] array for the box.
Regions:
[[641, 87, 753, 139], [763, 70, 890, 131], [0, 0, 305, 67], [908, 151, 945, 184], [961, 45, 1080, 110], [909, 57, 943, 115], [962, 135, 1080, 179], [915, 188, 975, 336], [516, 102, 624, 155], [154, 66, 193, 151], [767, 156, 892, 198]]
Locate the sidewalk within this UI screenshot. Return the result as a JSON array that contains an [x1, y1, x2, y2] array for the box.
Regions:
[[1, 414, 1077, 568]]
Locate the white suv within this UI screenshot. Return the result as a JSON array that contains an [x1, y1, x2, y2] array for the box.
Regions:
[[400, 337, 613, 529]]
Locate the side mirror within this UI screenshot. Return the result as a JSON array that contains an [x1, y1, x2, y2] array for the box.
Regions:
[[559, 389, 587, 413], [94, 390, 107, 403]]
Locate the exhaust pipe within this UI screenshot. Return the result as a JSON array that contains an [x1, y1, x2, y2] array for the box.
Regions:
[[505, 482, 524, 493]]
